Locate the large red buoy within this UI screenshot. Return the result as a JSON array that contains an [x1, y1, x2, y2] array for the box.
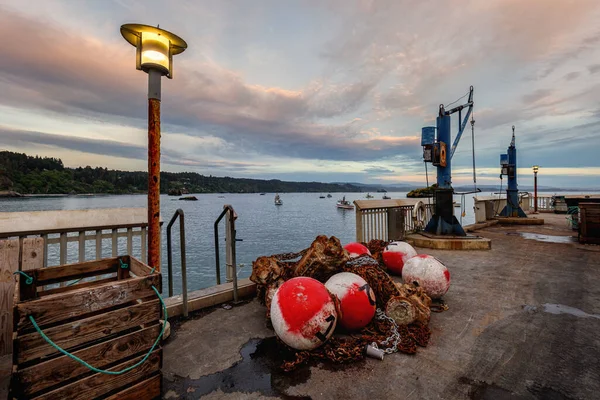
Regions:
[[382, 241, 417, 275], [402, 254, 450, 299], [344, 242, 371, 258], [270, 277, 338, 350], [325, 272, 376, 331]]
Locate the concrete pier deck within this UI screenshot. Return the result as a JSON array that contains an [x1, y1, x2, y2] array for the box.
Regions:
[[162, 213, 600, 399]]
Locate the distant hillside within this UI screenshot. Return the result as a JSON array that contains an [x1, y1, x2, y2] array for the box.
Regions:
[[0, 151, 362, 195]]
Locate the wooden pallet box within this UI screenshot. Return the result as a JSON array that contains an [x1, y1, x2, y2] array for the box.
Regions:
[[10, 256, 163, 400], [579, 203, 600, 245]]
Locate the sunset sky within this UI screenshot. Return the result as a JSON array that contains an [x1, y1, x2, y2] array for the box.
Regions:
[[1, 0, 600, 188]]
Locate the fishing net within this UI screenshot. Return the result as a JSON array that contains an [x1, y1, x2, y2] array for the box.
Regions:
[[250, 235, 444, 371]]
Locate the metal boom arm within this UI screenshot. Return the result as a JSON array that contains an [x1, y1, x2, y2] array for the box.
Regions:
[[447, 86, 474, 159]]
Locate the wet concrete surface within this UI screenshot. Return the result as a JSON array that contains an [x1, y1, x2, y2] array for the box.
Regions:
[[505, 232, 576, 244], [163, 213, 600, 399]]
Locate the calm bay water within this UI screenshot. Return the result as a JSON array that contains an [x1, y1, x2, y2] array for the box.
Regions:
[[0, 192, 482, 294]]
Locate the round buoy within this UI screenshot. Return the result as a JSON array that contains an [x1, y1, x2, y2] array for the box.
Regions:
[[270, 277, 338, 350], [402, 254, 450, 299], [325, 272, 376, 331], [382, 241, 417, 275], [343, 242, 371, 258]]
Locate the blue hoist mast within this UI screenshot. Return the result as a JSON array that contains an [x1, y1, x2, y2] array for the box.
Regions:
[[499, 126, 527, 218], [421, 86, 475, 236]]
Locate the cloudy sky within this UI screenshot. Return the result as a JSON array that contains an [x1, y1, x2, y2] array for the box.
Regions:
[[1, 0, 600, 188]]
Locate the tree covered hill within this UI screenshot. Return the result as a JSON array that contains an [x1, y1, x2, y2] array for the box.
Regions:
[[0, 151, 362, 195]]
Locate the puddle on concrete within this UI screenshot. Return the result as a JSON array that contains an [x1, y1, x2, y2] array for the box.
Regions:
[[458, 376, 522, 399], [542, 304, 600, 320], [163, 337, 312, 399], [505, 232, 576, 244]]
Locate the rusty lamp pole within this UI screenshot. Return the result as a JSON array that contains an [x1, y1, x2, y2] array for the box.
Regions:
[[533, 165, 539, 213], [120, 24, 187, 271]]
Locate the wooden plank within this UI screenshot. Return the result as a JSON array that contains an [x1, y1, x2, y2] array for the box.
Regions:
[[0, 208, 151, 239], [104, 374, 161, 400], [41, 234, 48, 268], [37, 276, 117, 297], [127, 228, 133, 256], [18, 324, 161, 396], [31, 349, 161, 400], [95, 230, 102, 260], [59, 233, 67, 266], [34, 257, 119, 284], [21, 238, 44, 272], [111, 229, 118, 258], [129, 256, 153, 277], [16, 299, 160, 364], [141, 227, 147, 263], [0, 239, 19, 356], [16, 274, 161, 331], [355, 209, 363, 242], [47, 230, 143, 245], [78, 231, 85, 263]]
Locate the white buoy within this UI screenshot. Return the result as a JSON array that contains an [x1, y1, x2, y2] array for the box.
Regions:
[[382, 241, 417, 275], [402, 254, 450, 299], [325, 272, 376, 331], [270, 277, 338, 350]]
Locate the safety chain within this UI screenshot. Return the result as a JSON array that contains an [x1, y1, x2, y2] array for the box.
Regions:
[[370, 308, 401, 354]]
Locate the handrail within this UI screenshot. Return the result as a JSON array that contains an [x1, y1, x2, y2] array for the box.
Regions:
[[167, 209, 188, 317], [214, 205, 240, 303]]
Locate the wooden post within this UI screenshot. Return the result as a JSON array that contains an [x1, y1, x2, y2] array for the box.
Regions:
[[0, 239, 18, 355], [355, 206, 363, 242]]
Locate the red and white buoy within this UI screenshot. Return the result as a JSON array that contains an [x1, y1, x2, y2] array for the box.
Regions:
[[325, 272, 376, 331], [382, 241, 417, 275], [402, 254, 450, 299], [343, 242, 371, 258], [270, 277, 338, 350]]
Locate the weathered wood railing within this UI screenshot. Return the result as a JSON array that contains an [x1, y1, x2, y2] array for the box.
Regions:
[[354, 199, 433, 242], [0, 208, 153, 267]]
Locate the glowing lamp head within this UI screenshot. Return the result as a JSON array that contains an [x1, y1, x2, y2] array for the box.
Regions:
[[533, 165, 539, 174], [120, 24, 187, 79]]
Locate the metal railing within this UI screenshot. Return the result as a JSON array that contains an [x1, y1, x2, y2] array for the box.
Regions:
[[166, 209, 188, 317], [354, 200, 433, 242], [214, 205, 240, 303], [529, 195, 554, 211]]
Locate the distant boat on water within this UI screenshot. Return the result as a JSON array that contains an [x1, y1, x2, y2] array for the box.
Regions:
[[260, 193, 266, 195], [319, 195, 326, 199], [336, 196, 354, 210], [365, 193, 374, 199], [383, 195, 391, 200], [274, 194, 283, 205], [327, 194, 332, 198]]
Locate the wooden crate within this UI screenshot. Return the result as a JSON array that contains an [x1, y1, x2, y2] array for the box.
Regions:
[[580, 203, 600, 245], [10, 256, 163, 400]]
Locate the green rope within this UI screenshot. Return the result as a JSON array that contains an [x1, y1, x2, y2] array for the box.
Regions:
[[119, 259, 129, 269], [13, 271, 33, 285], [28, 285, 167, 375]]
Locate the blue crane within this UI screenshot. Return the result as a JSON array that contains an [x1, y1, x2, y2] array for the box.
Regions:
[[421, 86, 476, 236]]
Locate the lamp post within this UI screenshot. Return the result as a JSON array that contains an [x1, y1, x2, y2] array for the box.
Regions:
[[121, 24, 187, 271], [533, 165, 539, 213]]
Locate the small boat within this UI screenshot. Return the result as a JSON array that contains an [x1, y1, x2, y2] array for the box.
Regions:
[[336, 196, 354, 210], [327, 194, 332, 198], [319, 195, 326, 199], [179, 196, 198, 201], [383, 195, 391, 200], [365, 193, 374, 199], [274, 194, 283, 205], [260, 193, 266, 195]]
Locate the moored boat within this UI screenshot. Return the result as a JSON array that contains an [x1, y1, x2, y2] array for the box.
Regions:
[[336, 196, 354, 209], [274, 194, 283, 205]]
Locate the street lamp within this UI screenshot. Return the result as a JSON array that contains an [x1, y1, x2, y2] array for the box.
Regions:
[[533, 165, 539, 213], [121, 24, 187, 271]]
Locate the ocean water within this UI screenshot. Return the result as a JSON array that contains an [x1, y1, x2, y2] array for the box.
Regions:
[[0, 191, 500, 294]]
